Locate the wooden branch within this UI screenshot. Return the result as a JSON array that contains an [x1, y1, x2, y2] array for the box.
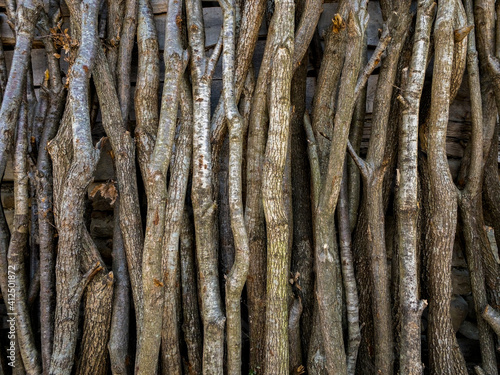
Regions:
[[262, 0, 295, 371], [217, 0, 250, 373], [108, 199, 131, 375], [338, 164, 361, 375], [136, 0, 188, 371], [425, 0, 468, 372], [116, 0, 138, 121], [314, 11, 363, 374], [48, 0, 102, 372], [354, 23, 391, 98], [396, 1, 434, 373], [303, 112, 321, 209], [179, 210, 203, 374], [186, 0, 226, 371], [483, 305, 500, 337], [160, 76, 193, 374], [346, 140, 369, 180], [7, 98, 42, 375]]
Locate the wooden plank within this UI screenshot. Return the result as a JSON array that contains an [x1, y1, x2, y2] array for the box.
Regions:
[[4, 49, 56, 86], [1, 13, 45, 47]]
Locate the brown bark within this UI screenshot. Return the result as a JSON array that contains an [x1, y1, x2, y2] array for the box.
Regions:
[[108, 199, 130, 375], [482, 305, 500, 337], [135, 0, 188, 370], [180, 209, 203, 375], [351, 5, 412, 373], [262, 1, 294, 372], [75, 235, 114, 375], [313, 9, 364, 374], [47, 0, 102, 372], [455, 3, 498, 373], [424, 2, 467, 373], [65, 0, 146, 333], [396, 1, 434, 374], [160, 75, 193, 374], [290, 51, 313, 362], [218, 0, 251, 373], [311, 0, 348, 172], [36, 14, 66, 372], [0, 0, 42, 307], [7, 98, 41, 375]]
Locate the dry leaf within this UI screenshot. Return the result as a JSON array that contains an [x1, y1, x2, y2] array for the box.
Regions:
[[90, 181, 118, 205]]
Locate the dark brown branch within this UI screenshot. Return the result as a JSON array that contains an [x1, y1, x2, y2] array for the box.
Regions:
[[108, 199, 130, 375], [425, 1, 467, 373], [180, 209, 203, 375]]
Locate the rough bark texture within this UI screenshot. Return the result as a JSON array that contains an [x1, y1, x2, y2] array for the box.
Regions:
[[186, 0, 225, 373], [7, 99, 42, 375], [48, 0, 102, 372], [160, 76, 193, 374], [108, 200, 130, 375], [0, 1, 498, 374], [313, 9, 364, 375], [424, 2, 467, 373], [396, 1, 434, 374], [135, 0, 187, 371], [218, 0, 250, 373], [262, 1, 294, 372]]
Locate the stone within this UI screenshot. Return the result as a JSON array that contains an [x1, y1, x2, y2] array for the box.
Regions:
[[450, 294, 468, 332], [93, 237, 113, 264], [90, 214, 114, 238], [458, 320, 479, 341], [452, 267, 472, 295], [452, 236, 467, 268], [457, 337, 480, 361], [464, 294, 476, 320]]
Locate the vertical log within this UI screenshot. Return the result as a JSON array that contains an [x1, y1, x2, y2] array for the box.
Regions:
[[48, 0, 102, 372], [396, 1, 434, 374], [108, 199, 131, 375], [425, 1, 467, 373], [313, 10, 363, 374], [7, 98, 42, 375], [0, 0, 41, 305], [180, 209, 203, 375], [262, 0, 294, 372], [456, 2, 498, 373], [218, 0, 251, 373], [160, 76, 193, 374], [186, 0, 225, 371]]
